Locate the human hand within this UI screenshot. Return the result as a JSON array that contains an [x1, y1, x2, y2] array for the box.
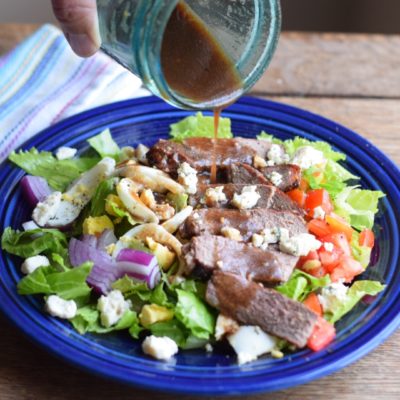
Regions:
[[51, 0, 100, 57]]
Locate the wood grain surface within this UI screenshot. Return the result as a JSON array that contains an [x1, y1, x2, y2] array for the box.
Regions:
[[0, 24, 399, 400]]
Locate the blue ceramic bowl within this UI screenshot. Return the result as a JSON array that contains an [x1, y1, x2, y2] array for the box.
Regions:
[[0, 96, 399, 395]]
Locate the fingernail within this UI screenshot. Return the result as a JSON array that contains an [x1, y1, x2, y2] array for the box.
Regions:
[[66, 32, 99, 57]]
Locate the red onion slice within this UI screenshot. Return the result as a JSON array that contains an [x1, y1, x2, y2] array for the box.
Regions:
[[20, 175, 53, 207]]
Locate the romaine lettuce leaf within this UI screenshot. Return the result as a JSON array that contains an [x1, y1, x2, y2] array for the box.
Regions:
[[283, 137, 346, 162], [70, 305, 141, 336], [325, 280, 385, 323], [17, 262, 93, 300], [175, 289, 215, 339], [169, 112, 232, 140], [9, 148, 98, 191], [351, 232, 372, 268], [150, 319, 187, 347], [90, 178, 117, 217], [276, 269, 331, 301], [257, 131, 284, 144], [87, 129, 121, 161], [166, 192, 188, 212], [1, 227, 68, 258], [334, 186, 385, 231]]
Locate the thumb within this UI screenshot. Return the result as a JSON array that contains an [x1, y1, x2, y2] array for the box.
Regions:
[[51, 0, 100, 57]]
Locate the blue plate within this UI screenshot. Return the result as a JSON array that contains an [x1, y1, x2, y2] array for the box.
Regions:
[[0, 96, 399, 395]]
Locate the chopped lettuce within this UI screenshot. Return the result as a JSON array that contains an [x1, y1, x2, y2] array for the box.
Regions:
[[169, 112, 232, 140], [105, 196, 138, 225], [325, 280, 385, 323], [17, 262, 93, 301], [276, 269, 331, 302], [9, 148, 98, 191], [1, 227, 68, 259], [166, 192, 188, 212], [175, 289, 215, 339], [334, 185, 385, 231], [87, 129, 121, 161], [283, 137, 346, 162], [70, 305, 141, 336], [351, 231, 372, 268], [90, 178, 117, 217], [150, 319, 187, 347], [257, 131, 283, 144]]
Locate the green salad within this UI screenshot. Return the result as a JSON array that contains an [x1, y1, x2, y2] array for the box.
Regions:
[[1, 113, 385, 363]]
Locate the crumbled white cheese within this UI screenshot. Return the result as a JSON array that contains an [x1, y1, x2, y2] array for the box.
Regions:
[[32, 191, 62, 227], [279, 230, 322, 256], [45, 295, 77, 319], [231, 186, 260, 210], [205, 343, 213, 352], [22, 220, 40, 231], [313, 206, 326, 220], [267, 144, 290, 165], [221, 227, 243, 242], [55, 146, 77, 160], [136, 144, 149, 164], [268, 171, 283, 187], [97, 290, 131, 327], [252, 233, 264, 248], [227, 326, 278, 365], [252, 228, 280, 250], [253, 155, 267, 169], [21, 255, 50, 274], [318, 282, 349, 314], [204, 186, 227, 206], [215, 315, 239, 340], [120, 146, 137, 161], [291, 146, 326, 170], [142, 335, 178, 360], [216, 260, 224, 268], [177, 162, 198, 194], [324, 242, 335, 252]]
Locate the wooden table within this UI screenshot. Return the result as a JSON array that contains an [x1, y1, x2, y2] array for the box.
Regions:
[[1, 24, 399, 400]]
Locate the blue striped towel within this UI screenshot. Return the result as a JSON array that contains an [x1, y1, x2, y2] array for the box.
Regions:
[[0, 24, 149, 162]]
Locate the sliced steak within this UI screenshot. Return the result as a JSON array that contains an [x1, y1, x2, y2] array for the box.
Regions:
[[189, 183, 303, 214], [183, 235, 298, 283], [206, 271, 318, 348], [180, 208, 307, 241], [228, 162, 301, 192], [146, 138, 273, 174]]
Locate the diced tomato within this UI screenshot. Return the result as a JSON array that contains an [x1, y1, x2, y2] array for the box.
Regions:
[[307, 219, 331, 238], [306, 265, 329, 279], [303, 293, 323, 316], [304, 189, 333, 218], [325, 213, 354, 241], [299, 178, 309, 192], [321, 233, 351, 256], [297, 250, 320, 269], [287, 189, 307, 207], [330, 256, 364, 283], [318, 247, 342, 272], [307, 317, 336, 352], [359, 229, 375, 248]]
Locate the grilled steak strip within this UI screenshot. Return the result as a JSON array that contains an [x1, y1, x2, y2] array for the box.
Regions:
[[180, 208, 307, 241], [183, 234, 299, 283], [206, 271, 318, 348], [228, 162, 301, 192], [189, 183, 303, 214], [146, 138, 274, 174]]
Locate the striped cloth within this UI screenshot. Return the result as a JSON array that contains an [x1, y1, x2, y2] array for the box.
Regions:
[[0, 24, 149, 162]]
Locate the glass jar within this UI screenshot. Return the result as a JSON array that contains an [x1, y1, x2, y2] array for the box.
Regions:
[[97, 0, 281, 110]]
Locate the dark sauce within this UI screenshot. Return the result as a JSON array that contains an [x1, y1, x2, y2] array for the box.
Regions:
[[161, 2, 243, 183]]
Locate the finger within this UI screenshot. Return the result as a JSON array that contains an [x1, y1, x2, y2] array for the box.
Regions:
[[51, 0, 100, 57]]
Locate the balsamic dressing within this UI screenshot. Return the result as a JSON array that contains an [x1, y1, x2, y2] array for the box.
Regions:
[[161, 2, 242, 184]]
